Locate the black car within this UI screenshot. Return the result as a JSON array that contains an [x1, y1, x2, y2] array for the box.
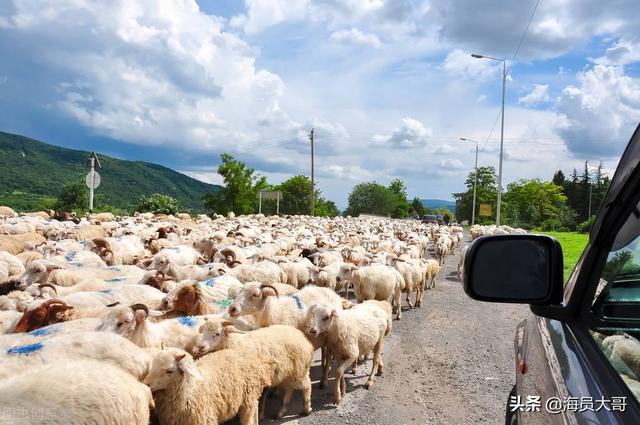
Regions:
[[463, 124, 640, 424], [421, 215, 437, 224]]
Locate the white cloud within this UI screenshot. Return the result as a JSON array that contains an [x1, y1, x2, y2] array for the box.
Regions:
[[441, 49, 499, 82], [0, 0, 325, 156], [555, 63, 640, 157], [230, 0, 309, 34], [434, 144, 455, 155], [596, 38, 640, 66], [372, 117, 432, 149], [519, 84, 550, 106], [439, 158, 465, 170], [330, 28, 382, 48], [436, 0, 640, 61]]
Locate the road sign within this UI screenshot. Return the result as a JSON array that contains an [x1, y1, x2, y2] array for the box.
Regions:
[[86, 171, 101, 189], [479, 203, 492, 217]]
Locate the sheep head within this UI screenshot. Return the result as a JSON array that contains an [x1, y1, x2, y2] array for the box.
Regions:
[[14, 299, 73, 333], [305, 303, 337, 337], [144, 348, 203, 391], [227, 282, 278, 318], [161, 283, 211, 316], [192, 319, 244, 357]]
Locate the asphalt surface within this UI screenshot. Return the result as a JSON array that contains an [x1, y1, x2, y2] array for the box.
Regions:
[[261, 239, 529, 425]]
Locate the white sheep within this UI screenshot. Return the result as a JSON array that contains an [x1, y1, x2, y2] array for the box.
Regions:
[[0, 331, 151, 380], [0, 359, 152, 425], [194, 320, 314, 419], [144, 347, 270, 425], [337, 264, 404, 319], [305, 301, 391, 403]]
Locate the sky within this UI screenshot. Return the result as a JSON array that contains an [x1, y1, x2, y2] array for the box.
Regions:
[[1, 0, 640, 209]]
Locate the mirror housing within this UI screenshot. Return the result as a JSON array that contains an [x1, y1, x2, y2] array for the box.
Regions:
[[463, 234, 564, 305]]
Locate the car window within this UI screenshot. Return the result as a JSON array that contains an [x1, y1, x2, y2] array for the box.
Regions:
[[591, 199, 640, 402]]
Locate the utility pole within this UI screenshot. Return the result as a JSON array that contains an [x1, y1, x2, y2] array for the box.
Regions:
[[309, 128, 315, 216], [460, 138, 479, 225]]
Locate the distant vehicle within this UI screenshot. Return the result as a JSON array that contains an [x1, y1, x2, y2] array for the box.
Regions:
[[463, 124, 640, 424], [421, 215, 437, 224], [435, 214, 444, 225]]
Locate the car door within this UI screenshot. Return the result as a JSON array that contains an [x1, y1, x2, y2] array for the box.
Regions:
[[515, 124, 640, 424]]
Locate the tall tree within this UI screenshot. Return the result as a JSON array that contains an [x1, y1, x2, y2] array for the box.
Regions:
[[388, 178, 412, 218], [271, 175, 339, 217], [202, 153, 267, 215], [344, 182, 397, 217], [502, 178, 567, 228], [411, 197, 426, 217], [452, 166, 498, 224], [552, 170, 566, 187]]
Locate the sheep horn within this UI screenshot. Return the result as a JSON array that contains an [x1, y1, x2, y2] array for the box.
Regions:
[[260, 284, 280, 298], [130, 303, 149, 315], [38, 283, 57, 294]]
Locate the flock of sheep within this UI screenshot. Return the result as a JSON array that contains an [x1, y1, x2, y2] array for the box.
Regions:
[[0, 205, 465, 424], [3, 204, 637, 423]]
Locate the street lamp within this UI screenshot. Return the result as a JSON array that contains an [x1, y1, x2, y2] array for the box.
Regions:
[[460, 138, 479, 225], [472, 53, 506, 226]]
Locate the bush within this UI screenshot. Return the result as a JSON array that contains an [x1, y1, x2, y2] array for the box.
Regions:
[[55, 181, 88, 213], [137, 194, 180, 215], [577, 215, 596, 233], [540, 218, 569, 232]]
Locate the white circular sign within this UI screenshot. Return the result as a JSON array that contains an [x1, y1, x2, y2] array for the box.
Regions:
[[85, 171, 101, 189]]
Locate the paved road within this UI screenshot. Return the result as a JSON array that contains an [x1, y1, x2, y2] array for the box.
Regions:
[[262, 240, 529, 425]]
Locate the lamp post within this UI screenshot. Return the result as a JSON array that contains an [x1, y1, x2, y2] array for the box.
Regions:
[[472, 53, 506, 226], [460, 138, 479, 225]]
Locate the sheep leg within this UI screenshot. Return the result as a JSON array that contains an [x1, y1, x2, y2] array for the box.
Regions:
[[296, 375, 313, 416], [405, 290, 414, 309], [258, 391, 268, 421], [334, 356, 355, 404], [350, 357, 358, 374], [365, 339, 384, 389], [415, 285, 422, 308], [394, 288, 402, 320], [239, 400, 259, 425], [276, 387, 294, 419]]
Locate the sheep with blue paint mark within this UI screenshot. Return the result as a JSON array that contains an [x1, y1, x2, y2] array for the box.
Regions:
[[0, 331, 151, 380], [159, 276, 242, 315]]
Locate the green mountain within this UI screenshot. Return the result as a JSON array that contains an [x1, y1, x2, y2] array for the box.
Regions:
[[420, 198, 456, 213], [0, 131, 221, 213]]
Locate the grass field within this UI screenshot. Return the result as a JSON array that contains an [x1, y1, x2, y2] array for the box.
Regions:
[[535, 231, 589, 281]]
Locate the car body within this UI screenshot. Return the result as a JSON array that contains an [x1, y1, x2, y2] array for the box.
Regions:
[[463, 124, 640, 424], [421, 215, 437, 224]]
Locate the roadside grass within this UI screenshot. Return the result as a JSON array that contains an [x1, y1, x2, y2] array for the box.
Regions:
[[534, 231, 589, 281]]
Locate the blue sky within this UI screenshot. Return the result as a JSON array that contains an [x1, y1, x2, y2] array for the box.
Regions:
[[1, 0, 639, 209]]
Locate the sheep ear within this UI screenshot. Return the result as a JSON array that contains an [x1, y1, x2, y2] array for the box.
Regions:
[[148, 310, 167, 317], [224, 326, 245, 335], [330, 309, 338, 317], [178, 359, 204, 381]]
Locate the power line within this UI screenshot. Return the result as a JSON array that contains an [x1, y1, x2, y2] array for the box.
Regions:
[[507, 0, 542, 75]]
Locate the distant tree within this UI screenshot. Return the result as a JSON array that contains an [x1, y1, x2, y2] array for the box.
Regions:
[[137, 193, 179, 215], [344, 182, 397, 217], [388, 179, 412, 218], [411, 197, 426, 217], [552, 170, 566, 187], [202, 153, 267, 215], [55, 181, 88, 212], [502, 178, 567, 229], [314, 199, 340, 217], [270, 175, 339, 217], [452, 166, 497, 224]]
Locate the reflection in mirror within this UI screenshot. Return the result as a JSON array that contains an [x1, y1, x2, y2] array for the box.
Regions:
[[471, 239, 550, 301]]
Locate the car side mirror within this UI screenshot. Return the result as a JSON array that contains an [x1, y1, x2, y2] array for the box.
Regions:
[[463, 234, 564, 305]]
